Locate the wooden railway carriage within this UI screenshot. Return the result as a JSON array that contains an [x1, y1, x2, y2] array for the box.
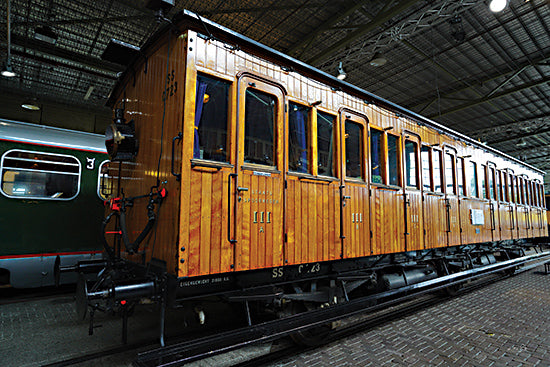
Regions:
[[82, 10, 548, 343], [0, 119, 108, 288]]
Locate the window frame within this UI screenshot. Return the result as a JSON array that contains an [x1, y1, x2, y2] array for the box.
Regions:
[[315, 108, 338, 178], [386, 132, 402, 187], [444, 151, 456, 195], [343, 116, 366, 181], [432, 149, 443, 193], [287, 101, 312, 174], [1, 148, 82, 201], [420, 144, 433, 192], [404, 138, 420, 189]]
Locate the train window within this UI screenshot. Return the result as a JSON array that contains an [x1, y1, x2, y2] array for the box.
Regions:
[[404, 140, 418, 188], [97, 160, 114, 200], [387, 134, 400, 186], [488, 167, 495, 200], [317, 111, 335, 177], [288, 103, 310, 173], [421, 146, 431, 191], [457, 158, 465, 196], [194, 74, 231, 162], [371, 129, 384, 184], [496, 171, 502, 201], [432, 150, 442, 193], [244, 88, 277, 166], [467, 161, 478, 198], [444, 153, 455, 194], [480, 165, 487, 199], [344, 120, 363, 180], [1, 150, 80, 200], [509, 174, 515, 203]]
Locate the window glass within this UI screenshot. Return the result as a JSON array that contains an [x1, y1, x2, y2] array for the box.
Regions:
[[1, 150, 80, 200], [421, 146, 431, 191], [457, 158, 465, 195], [387, 135, 399, 186], [433, 151, 442, 193], [244, 88, 276, 166], [508, 174, 514, 203], [194, 74, 231, 162], [405, 141, 417, 188], [371, 129, 383, 184], [496, 171, 502, 201], [480, 165, 487, 199], [345, 120, 363, 179], [467, 161, 478, 198], [488, 168, 495, 200], [518, 178, 524, 204], [317, 111, 335, 177], [444, 153, 455, 194], [98, 160, 114, 200], [288, 103, 310, 173]]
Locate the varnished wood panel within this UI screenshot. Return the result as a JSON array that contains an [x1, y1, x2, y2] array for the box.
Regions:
[[371, 187, 404, 255], [499, 204, 515, 240], [424, 194, 446, 249], [405, 190, 423, 251], [343, 183, 370, 258], [459, 199, 492, 244], [286, 178, 340, 264], [447, 197, 461, 246]]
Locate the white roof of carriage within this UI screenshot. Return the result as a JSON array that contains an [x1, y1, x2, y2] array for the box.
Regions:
[[0, 118, 106, 154]]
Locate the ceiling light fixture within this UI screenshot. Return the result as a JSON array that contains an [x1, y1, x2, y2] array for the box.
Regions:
[[336, 62, 346, 80], [34, 25, 58, 45], [489, 0, 508, 13], [516, 138, 527, 147], [369, 52, 387, 67], [2, 0, 16, 78], [21, 98, 41, 111]]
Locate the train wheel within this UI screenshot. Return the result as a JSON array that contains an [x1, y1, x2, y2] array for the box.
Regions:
[[286, 301, 333, 347]]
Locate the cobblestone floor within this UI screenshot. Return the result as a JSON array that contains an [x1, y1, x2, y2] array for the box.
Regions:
[[268, 266, 550, 367], [1, 266, 549, 366]]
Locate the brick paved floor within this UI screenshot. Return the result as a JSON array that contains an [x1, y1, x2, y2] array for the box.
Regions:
[[269, 266, 550, 367], [1, 266, 549, 366]]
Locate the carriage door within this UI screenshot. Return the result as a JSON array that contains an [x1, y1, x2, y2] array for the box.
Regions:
[[403, 134, 423, 251], [234, 76, 285, 271], [443, 150, 460, 246], [340, 110, 370, 259], [486, 165, 500, 241]]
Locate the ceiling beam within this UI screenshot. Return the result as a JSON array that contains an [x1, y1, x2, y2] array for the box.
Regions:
[[9, 34, 124, 75], [286, 0, 373, 57], [427, 76, 550, 119], [199, 4, 328, 16], [468, 113, 549, 139], [488, 126, 550, 146], [305, 0, 422, 66]]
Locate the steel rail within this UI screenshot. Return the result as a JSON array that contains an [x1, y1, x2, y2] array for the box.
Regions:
[[135, 251, 550, 367]]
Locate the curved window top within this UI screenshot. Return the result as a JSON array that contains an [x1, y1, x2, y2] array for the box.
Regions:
[[1, 149, 81, 200]]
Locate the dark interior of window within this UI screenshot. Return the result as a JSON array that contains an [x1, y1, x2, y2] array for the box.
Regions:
[[445, 153, 455, 194], [244, 88, 276, 166], [194, 74, 230, 162], [421, 146, 431, 191], [405, 140, 417, 188], [371, 129, 383, 184], [288, 103, 310, 173], [387, 135, 399, 186], [433, 151, 442, 193], [317, 111, 335, 177], [345, 120, 363, 179]]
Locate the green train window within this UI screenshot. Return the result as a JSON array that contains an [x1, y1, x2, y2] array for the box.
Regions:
[[244, 89, 276, 166], [194, 74, 231, 162], [1, 150, 80, 200], [97, 160, 114, 201], [317, 111, 335, 177], [344, 120, 363, 180], [288, 103, 310, 173]]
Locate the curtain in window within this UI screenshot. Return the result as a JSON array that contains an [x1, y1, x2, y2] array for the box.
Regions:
[[194, 82, 208, 159], [294, 108, 307, 173]]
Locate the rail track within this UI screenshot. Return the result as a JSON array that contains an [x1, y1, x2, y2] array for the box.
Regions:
[[39, 253, 549, 367]]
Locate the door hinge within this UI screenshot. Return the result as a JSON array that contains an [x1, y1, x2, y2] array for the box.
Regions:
[[284, 233, 288, 243]]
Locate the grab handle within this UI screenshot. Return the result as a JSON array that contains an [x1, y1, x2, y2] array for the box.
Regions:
[[228, 173, 237, 244], [171, 132, 183, 181]]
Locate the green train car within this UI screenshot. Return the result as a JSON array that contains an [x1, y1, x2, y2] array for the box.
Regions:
[[0, 118, 109, 288]]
